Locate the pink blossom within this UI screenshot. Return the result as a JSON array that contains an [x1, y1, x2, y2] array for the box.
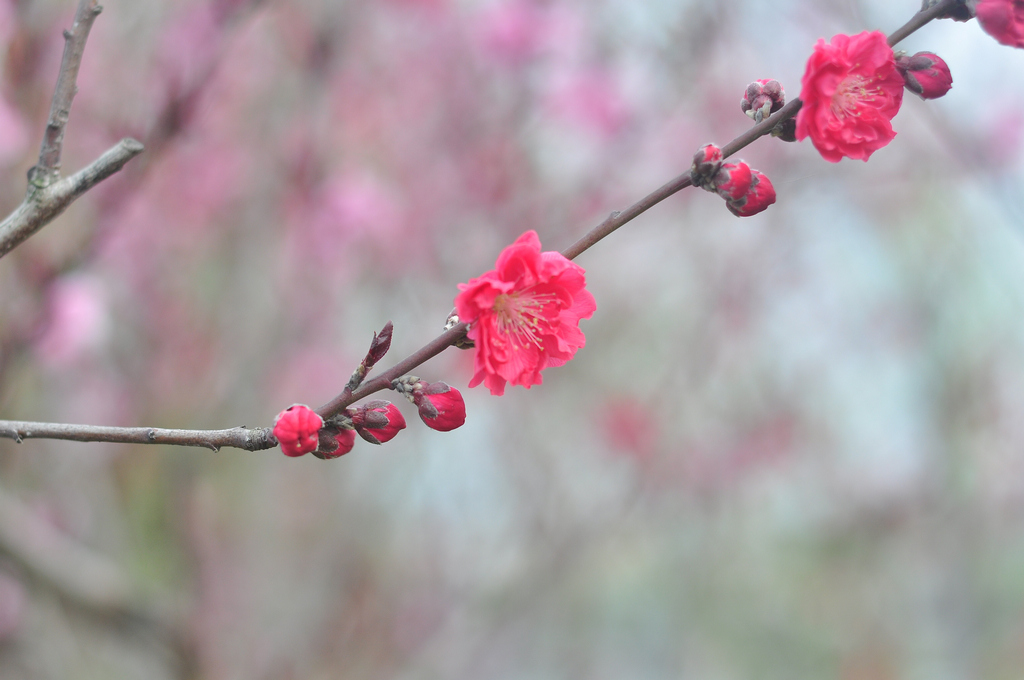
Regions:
[[796, 31, 905, 162], [455, 230, 596, 396], [546, 68, 632, 139], [34, 275, 110, 368], [476, 0, 547, 65], [0, 95, 29, 166]]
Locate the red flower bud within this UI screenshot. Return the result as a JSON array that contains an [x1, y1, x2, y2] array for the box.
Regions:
[[313, 427, 356, 460], [896, 52, 953, 100], [976, 0, 1024, 48], [414, 382, 467, 432], [741, 79, 785, 123], [714, 162, 754, 202], [726, 169, 776, 217], [350, 400, 407, 445], [690, 143, 723, 191], [273, 404, 323, 457]]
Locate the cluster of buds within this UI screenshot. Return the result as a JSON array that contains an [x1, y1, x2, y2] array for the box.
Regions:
[[392, 376, 467, 432], [741, 79, 785, 124], [895, 51, 953, 100], [690, 144, 776, 217], [740, 79, 796, 141], [270, 322, 467, 459]]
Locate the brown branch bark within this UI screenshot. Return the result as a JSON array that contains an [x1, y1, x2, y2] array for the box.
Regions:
[[0, 420, 275, 452], [0, 0, 144, 260], [37, 0, 103, 178], [0, 138, 144, 258]]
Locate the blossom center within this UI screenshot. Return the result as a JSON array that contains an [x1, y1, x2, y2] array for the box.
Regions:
[[492, 288, 557, 349], [830, 73, 874, 118]]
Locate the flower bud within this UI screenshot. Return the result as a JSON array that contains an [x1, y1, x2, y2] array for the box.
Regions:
[[273, 404, 323, 457], [414, 382, 467, 432], [976, 0, 1024, 47], [312, 426, 356, 460], [895, 51, 952, 100], [713, 162, 753, 202], [771, 118, 797, 143], [690, 144, 723, 191], [726, 169, 776, 217], [392, 376, 467, 431], [741, 79, 785, 123], [350, 400, 407, 445]]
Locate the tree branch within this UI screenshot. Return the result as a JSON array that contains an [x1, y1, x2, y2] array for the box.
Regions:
[[0, 0, 958, 449], [0, 0, 145, 260], [0, 420, 275, 452], [0, 138, 144, 259], [37, 0, 103, 178]]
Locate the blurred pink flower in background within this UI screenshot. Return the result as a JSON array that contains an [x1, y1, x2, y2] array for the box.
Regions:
[[155, 4, 222, 96], [284, 171, 406, 280], [0, 570, 26, 642], [33, 275, 110, 369], [476, 0, 549, 65], [599, 398, 659, 463], [0, 96, 28, 166], [545, 67, 632, 139]]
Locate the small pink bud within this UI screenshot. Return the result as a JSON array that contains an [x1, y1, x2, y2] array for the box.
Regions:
[[713, 162, 753, 202], [896, 51, 953, 100], [414, 382, 467, 432], [727, 169, 776, 217], [273, 404, 323, 457], [350, 400, 407, 444], [741, 79, 785, 123], [313, 427, 356, 460], [690, 143, 723, 191]]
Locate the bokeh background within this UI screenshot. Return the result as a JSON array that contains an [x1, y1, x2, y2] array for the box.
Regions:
[[2, 0, 1024, 677]]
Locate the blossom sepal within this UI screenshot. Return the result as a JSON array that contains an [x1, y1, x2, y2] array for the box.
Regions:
[[273, 404, 324, 457], [896, 51, 953, 99], [312, 426, 356, 459]]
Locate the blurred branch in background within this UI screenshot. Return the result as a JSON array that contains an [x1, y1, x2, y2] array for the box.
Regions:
[[0, 0, 142, 259]]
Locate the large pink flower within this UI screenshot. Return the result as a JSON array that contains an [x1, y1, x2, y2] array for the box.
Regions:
[[796, 31, 905, 163], [977, 0, 1024, 48], [455, 230, 596, 396]]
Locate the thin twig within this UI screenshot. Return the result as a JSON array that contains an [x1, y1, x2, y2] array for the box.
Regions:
[[0, 421, 275, 451], [3, 0, 955, 448], [36, 0, 104, 179], [316, 324, 468, 419], [0, 138, 144, 258], [0, 0, 144, 260]]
